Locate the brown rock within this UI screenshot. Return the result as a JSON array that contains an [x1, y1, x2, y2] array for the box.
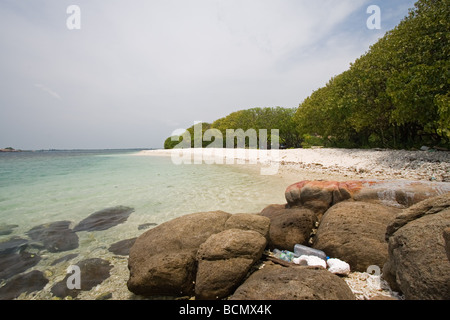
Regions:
[[383, 193, 450, 300], [313, 201, 400, 272], [230, 263, 355, 300], [259, 205, 317, 251], [127, 211, 231, 297], [0, 270, 48, 300], [285, 180, 450, 212], [51, 258, 112, 298], [195, 229, 267, 300], [444, 227, 450, 262], [224, 213, 270, 239]]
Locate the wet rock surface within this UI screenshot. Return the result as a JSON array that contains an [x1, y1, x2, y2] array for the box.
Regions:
[[0, 224, 19, 236], [73, 206, 134, 232], [108, 238, 137, 256], [50, 258, 113, 298], [26, 221, 79, 253], [0, 251, 41, 281], [0, 270, 48, 300]]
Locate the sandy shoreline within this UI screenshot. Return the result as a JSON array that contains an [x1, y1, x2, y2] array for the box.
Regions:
[[136, 148, 450, 182]]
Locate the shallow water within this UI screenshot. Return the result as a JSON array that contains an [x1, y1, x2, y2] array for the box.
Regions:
[[0, 149, 295, 299]]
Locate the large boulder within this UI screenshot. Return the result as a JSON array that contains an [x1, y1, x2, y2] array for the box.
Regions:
[[230, 263, 355, 300], [127, 211, 231, 297], [259, 205, 317, 250], [313, 201, 400, 272], [383, 193, 450, 300], [444, 228, 450, 262], [127, 211, 271, 298], [285, 180, 450, 212], [195, 229, 267, 300]]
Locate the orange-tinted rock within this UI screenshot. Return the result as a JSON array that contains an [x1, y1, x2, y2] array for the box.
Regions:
[[285, 180, 450, 212]]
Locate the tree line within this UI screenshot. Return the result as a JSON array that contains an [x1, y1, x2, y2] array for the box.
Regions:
[[165, 0, 449, 150]]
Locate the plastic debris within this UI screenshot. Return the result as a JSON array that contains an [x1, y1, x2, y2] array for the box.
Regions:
[[327, 258, 351, 275], [294, 244, 327, 261], [293, 255, 327, 268], [272, 249, 296, 262]]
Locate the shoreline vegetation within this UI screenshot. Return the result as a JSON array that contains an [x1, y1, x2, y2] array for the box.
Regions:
[[164, 0, 449, 152]]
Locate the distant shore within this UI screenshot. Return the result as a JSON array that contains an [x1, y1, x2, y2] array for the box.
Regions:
[[136, 148, 450, 182]]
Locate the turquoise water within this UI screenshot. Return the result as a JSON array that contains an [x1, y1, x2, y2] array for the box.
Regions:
[[0, 149, 292, 247], [0, 149, 297, 298]]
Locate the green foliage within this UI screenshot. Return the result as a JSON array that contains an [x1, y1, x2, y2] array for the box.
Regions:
[[164, 0, 449, 150], [294, 0, 450, 149]]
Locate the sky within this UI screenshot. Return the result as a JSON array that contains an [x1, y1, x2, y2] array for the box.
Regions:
[[0, 0, 417, 150]]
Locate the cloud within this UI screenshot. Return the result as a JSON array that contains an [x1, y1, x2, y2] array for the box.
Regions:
[[0, 0, 417, 149], [34, 83, 61, 100]]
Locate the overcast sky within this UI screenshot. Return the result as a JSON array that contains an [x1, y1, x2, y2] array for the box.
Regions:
[[0, 0, 416, 150]]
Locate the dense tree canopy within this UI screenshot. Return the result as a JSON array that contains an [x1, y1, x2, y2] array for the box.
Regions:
[[295, 0, 450, 149], [165, 0, 449, 150]]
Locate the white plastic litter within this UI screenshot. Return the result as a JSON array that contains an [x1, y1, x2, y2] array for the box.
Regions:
[[293, 255, 327, 268], [327, 258, 351, 275]]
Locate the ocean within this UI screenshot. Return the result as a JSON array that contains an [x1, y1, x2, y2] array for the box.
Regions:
[[0, 149, 293, 298]]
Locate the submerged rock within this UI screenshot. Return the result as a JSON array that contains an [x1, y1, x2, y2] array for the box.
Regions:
[[108, 238, 137, 256], [0, 237, 28, 255], [0, 251, 41, 281], [0, 224, 19, 236], [51, 258, 113, 298], [0, 270, 48, 300], [138, 223, 157, 230], [26, 221, 79, 253], [73, 206, 134, 232], [50, 253, 79, 266]]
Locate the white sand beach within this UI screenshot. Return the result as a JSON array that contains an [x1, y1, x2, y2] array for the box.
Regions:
[[136, 148, 450, 182]]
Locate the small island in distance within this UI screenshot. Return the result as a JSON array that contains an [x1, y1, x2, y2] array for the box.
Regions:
[[0, 147, 22, 152]]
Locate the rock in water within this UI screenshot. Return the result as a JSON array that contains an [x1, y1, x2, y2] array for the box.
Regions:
[[0, 224, 19, 236], [26, 221, 79, 252], [73, 206, 134, 232], [108, 237, 137, 256], [0, 251, 41, 281], [0, 270, 48, 300], [383, 193, 450, 300], [0, 237, 29, 255], [51, 258, 112, 298]]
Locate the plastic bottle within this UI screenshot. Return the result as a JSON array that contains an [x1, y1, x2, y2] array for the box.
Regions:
[[273, 249, 296, 262], [294, 244, 327, 261]]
